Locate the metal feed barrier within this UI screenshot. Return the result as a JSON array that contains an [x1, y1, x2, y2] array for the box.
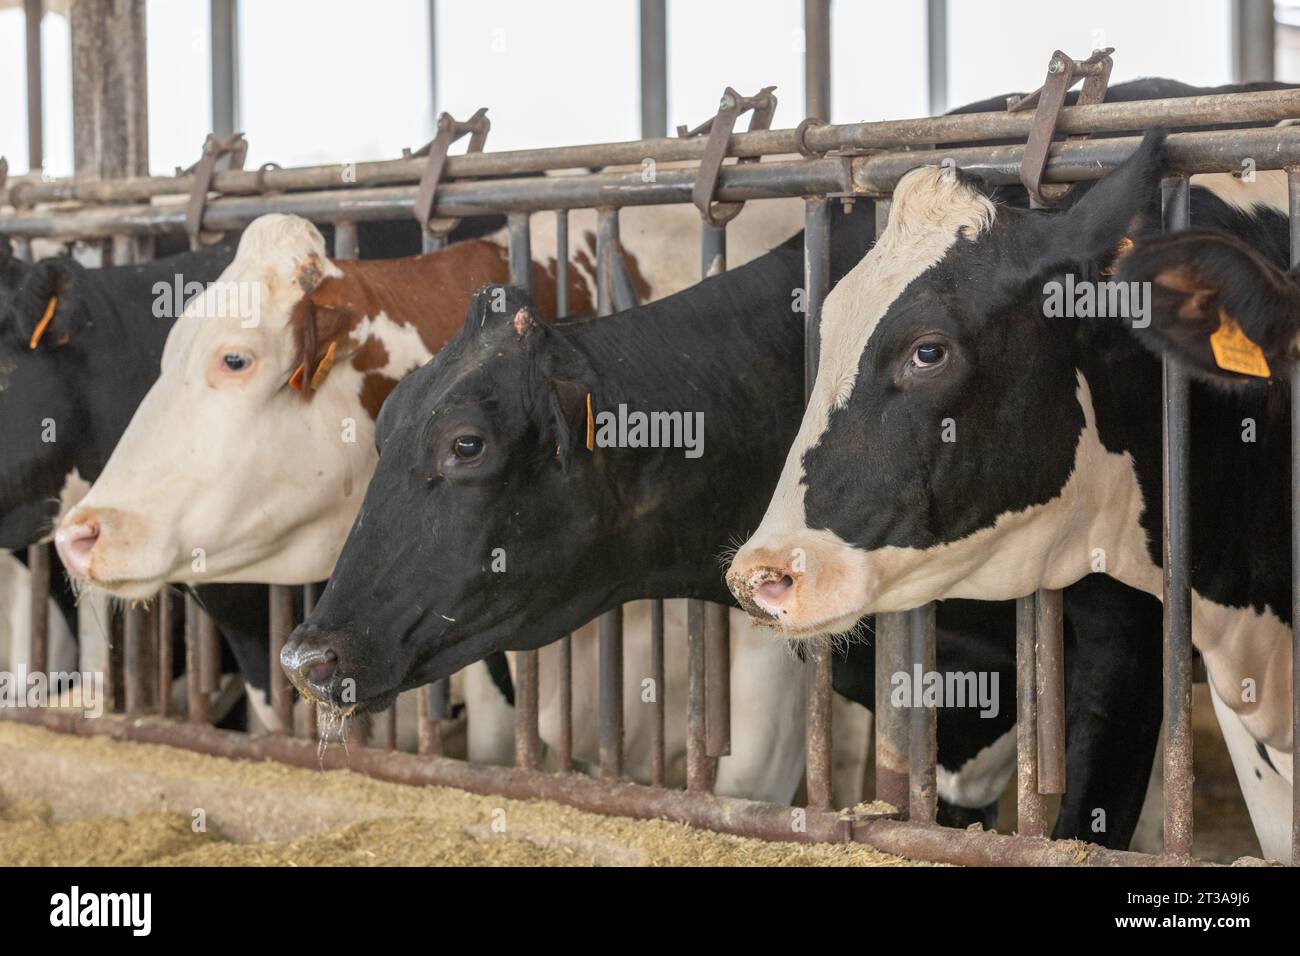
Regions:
[[3, 62, 1300, 866]]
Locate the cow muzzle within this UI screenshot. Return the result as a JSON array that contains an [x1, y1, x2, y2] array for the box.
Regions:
[[54, 506, 172, 599], [726, 538, 876, 637], [281, 623, 395, 714]]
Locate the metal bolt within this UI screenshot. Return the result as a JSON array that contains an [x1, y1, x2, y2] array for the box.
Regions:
[[719, 93, 736, 111], [1047, 57, 1065, 75]]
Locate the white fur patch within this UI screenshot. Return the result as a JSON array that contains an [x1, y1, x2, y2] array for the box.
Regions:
[[936, 726, 1016, 810]]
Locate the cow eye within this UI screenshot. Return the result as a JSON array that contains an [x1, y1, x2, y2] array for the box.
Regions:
[[223, 353, 251, 372], [911, 343, 946, 368], [452, 435, 485, 461]]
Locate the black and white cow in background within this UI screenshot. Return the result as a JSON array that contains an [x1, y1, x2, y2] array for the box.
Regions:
[[283, 197, 1164, 845], [727, 129, 1294, 859]]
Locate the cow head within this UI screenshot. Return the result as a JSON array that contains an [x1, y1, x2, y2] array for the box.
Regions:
[[0, 245, 104, 548], [282, 285, 609, 712], [53, 214, 380, 598], [726, 131, 1168, 636]]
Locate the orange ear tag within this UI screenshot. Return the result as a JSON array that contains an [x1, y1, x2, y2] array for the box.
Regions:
[[28, 296, 58, 349], [585, 393, 595, 452], [1209, 310, 1271, 378], [309, 340, 337, 390], [288, 362, 307, 392]]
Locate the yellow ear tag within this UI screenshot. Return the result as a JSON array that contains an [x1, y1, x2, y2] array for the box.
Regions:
[[309, 340, 337, 390], [1210, 311, 1271, 378], [288, 362, 307, 392], [585, 393, 595, 452], [28, 295, 57, 349]]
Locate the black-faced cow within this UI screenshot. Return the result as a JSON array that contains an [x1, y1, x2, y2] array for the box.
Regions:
[[727, 130, 1293, 859]]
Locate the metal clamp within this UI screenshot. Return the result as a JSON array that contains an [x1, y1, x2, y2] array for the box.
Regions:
[[409, 107, 490, 240], [1008, 48, 1113, 207], [678, 86, 778, 227], [181, 132, 249, 249]]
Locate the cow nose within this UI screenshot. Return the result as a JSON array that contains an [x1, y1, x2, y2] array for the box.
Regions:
[[727, 558, 800, 621], [54, 519, 100, 578], [281, 625, 340, 699]]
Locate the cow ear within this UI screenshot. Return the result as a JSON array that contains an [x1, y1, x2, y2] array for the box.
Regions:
[[467, 284, 540, 341], [288, 283, 355, 397], [1115, 229, 1300, 383], [546, 377, 591, 471], [1036, 129, 1168, 275], [12, 258, 79, 350]]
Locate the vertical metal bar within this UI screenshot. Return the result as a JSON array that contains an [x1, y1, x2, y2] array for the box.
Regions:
[[333, 220, 359, 261], [24, 0, 43, 172], [1015, 594, 1046, 836], [420, 680, 448, 757], [124, 606, 145, 716], [380, 705, 397, 750], [1288, 165, 1300, 867], [803, 195, 834, 808], [156, 592, 173, 717], [558, 634, 573, 772], [506, 210, 542, 769], [184, 596, 208, 724], [926, 0, 948, 115], [685, 599, 714, 791], [1232, 0, 1275, 84], [209, 0, 238, 140], [199, 611, 221, 696], [302, 582, 319, 740], [803, 0, 831, 121], [26, 543, 49, 683], [594, 207, 625, 780], [638, 0, 667, 139], [269, 585, 294, 733], [1035, 588, 1066, 795], [427, 0, 438, 124], [907, 604, 938, 822], [698, 222, 732, 762], [554, 208, 574, 773], [874, 612, 910, 809], [1161, 174, 1194, 857], [648, 599, 665, 787]]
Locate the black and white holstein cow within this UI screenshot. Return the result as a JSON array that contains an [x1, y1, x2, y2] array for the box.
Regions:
[[727, 130, 1293, 859], [284, 196, 1165, 844]]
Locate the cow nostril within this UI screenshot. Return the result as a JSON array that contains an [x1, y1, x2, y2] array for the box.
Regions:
[[54, 520, 101, 576], [757, 574, 795, 603], [305, 650, 339, 685]]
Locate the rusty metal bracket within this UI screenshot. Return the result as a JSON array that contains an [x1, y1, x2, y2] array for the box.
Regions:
[[1008, 48, 1113, 206], [181, 132, 249, 249], [409, 107, 490, 240], [677, 86, 778, 227]]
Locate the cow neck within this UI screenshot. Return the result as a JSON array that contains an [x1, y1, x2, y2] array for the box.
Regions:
[[1073, 188, 1292, 625], [550, 221, 866, 603]]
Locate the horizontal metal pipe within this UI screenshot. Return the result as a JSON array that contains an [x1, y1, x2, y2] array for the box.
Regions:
[[0, 707, 1223, 865], [6, 89, 1297, 207], [0, 158, 852, 238], [854, 125, 1300, 194]]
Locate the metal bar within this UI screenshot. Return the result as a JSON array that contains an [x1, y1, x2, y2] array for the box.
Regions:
[[24, 0, 42, 171], [157, 592, 173, 718], [13, 88, 1289, 209], [70, 0, 148, 181], [594, 207, 625, 781], [685, 599, 715, 791], [649, 600, 665, 787], [427, 0, 437, 121], [803, 0, 831, 120], [199, 609, 221, 696], [380, 706, 397, 751], [184, 596, 208, 724], [1035, 588, 1067, 795], [874, 612, 910, 810], [302, 582, 319, 740], [507, 211, 532, 293], [1161, 174, 1194, 857], [802, 195, 835, 809], [26, 543, 49, 682], [1289, 164, 1300, 867], [1232, 0, 1275, 84], [926, 0, 948, 115], [3, 706, 1227, 866], [1015, 594, 1046, 836], [269, 585, 294, 733], [705, 603, 731, 759], [558, 635, 573, 772], [333, 220, 359, 260], [907, 604, 937, 822], [638, 0, 667, 138], [124, 607, 145, 716], [210, 0, 238, 141], [420, 680, 448, 757]]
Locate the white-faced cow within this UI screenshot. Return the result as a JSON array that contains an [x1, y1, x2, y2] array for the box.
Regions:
[[283, 196, 1164, 845], [727, 130, 1294, 859]]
